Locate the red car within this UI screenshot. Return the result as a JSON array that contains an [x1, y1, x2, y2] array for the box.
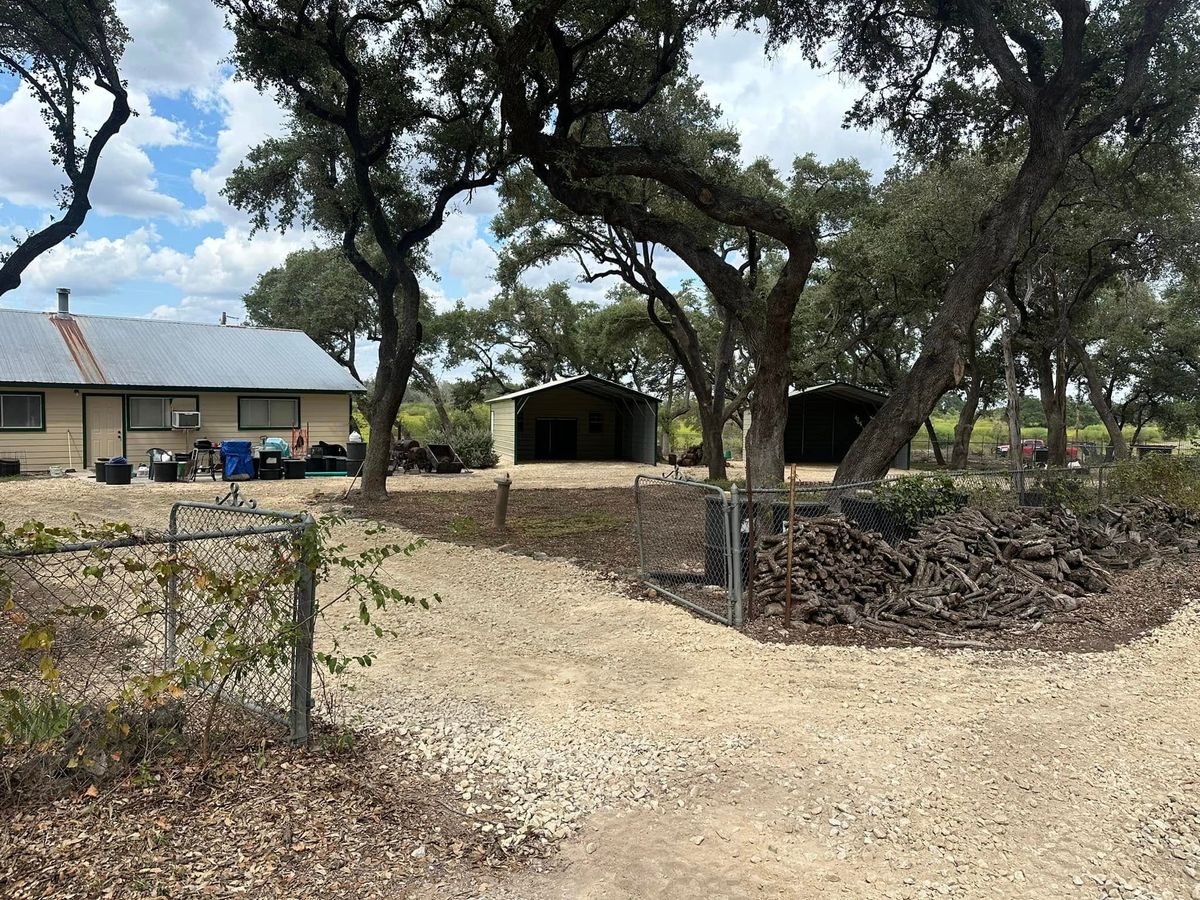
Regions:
[[996, 439, 1080, 461]]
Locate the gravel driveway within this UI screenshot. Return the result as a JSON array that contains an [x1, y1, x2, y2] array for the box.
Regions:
[[2, 476, 1199, 899]]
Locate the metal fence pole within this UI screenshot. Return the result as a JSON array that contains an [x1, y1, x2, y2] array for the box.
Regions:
[[634, 476, 647, 578], [289, 519, 317, 746], [165, 504, 179, 668], [729, 484, 743, 627]]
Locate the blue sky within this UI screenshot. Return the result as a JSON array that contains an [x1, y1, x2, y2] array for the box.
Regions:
[[0, 3, 893, 373]]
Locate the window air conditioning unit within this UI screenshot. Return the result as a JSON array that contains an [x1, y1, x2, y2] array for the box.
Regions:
[[171, 410, 202, 430]]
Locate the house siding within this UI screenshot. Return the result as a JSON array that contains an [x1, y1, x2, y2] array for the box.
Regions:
[[0, 385, 353, 471], [490, 399, 516, 464]]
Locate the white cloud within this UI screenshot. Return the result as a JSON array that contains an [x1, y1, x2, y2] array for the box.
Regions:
[[11, 226, 164, 299], [189, 78, 290, 225], [691, 28, 894, 176], [425, 209, 500, 310], [116, 0, 233, 97], [152, 226, 318, 300], [0, 82, 186, 219]]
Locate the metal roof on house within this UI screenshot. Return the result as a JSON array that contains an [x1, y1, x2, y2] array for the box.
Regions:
[[788, 381, 888, 406], [0, 308, 365, 392], [485, 374, 660, 405]]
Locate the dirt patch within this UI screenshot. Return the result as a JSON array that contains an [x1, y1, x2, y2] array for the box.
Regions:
[[353, 487, 640, 577], [743, 555, 1194, 653], [0, 732, 532, 899]]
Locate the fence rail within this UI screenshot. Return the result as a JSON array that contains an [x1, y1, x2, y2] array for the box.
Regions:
[[635, 466, 1118, 627]]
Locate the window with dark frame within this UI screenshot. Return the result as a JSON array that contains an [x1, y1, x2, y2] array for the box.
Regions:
[[588, 411, 603, 434], [239, 396, 299, 429], [0, 393, 43, 430], [127, 396, 171, 430]]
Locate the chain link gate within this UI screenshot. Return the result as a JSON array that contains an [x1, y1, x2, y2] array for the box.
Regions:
[[634, 475, 742, 625], [0, 485, 318, 748], [168, 485, 317, 743]]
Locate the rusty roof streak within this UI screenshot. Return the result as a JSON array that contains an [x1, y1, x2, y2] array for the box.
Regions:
[[50, 315, 107, 384]]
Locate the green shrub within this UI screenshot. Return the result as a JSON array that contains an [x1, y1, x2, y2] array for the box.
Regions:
[[872, 475, 964, 530], [1108, 455, 1200, 509], [431, 425, 499, 469]]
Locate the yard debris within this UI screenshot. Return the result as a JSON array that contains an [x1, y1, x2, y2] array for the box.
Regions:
[[753, 499, 1200, 638]]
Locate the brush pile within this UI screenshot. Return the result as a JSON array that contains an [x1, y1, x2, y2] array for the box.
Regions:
[[753, 499, 1200, 636]]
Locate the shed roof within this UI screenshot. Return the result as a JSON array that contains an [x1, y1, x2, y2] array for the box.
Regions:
[[0, 308, 364, 392], [788, 381, 888, 406], [485, 374, 659, 405]]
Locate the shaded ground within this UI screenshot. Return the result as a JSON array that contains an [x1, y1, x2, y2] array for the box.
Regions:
[[355, 487, 641, 578], [0, 733, 536, 900]]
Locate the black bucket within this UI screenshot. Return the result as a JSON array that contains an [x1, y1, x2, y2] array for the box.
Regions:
[[0, 459, 19, 477], [152, 460, 178, 483], [346, 441, 366, 476], [284, 459, 307, 480], [94, 458, 109, 481], [105, 462, 133, 485]]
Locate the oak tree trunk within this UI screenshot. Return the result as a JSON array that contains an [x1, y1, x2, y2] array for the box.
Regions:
[[950, 376, 983, 470], [924, 419, 946, 467], [834, 140, 1069, 484], [1069, 335, 1128, 460]]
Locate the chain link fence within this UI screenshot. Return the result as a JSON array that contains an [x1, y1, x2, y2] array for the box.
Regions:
[[636, 466, 1115, 626], [0, 487, 317, 769], [634, 476, 740, 625]]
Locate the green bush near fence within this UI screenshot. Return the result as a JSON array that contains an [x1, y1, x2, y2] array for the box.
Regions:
[[430, 425, 499, 469], [872, 475, 965, 530], [1108, 455, 1200, 509]]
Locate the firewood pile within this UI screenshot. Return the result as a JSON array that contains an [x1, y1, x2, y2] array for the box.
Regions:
[[753, 499, 1199, 637], [677, 444, 703, 467]]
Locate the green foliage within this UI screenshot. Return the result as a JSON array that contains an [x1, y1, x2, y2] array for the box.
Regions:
[[448, 515, 478, 537], [431, 425, 498, 470], [0, 512, 437, 771], [0, 692, 77, 747], [872, 475, 964, 530], [1108, 455, 1200, 509]]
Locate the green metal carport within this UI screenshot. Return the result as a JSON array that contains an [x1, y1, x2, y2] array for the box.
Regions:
[[486, 375, 659, 465]]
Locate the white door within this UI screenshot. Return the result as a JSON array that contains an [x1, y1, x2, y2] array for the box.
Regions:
[[87, 395, 123, 464]]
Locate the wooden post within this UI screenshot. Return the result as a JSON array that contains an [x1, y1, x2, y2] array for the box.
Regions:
[[784, 464, 797, 626], [494, 473, 512, 532]]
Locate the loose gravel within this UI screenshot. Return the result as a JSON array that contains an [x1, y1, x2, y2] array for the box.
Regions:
[[3, 475, 1200, 899]]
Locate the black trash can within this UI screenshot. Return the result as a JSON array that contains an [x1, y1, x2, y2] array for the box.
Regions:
[[840, 496, 911, 545], [703, 496, 792, 586], [0, 458, 19, 477], [105, 462, 133, 485], [284, 458, 308, 480], [152, 460, 178, 482], [346, 441, 367, 476], [94, 458, 110, 481]]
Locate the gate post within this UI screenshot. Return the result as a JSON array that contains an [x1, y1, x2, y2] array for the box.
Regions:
[[290, 517, 317, 746], [729, 485, 743, 627], [165, 504, 179, 668]]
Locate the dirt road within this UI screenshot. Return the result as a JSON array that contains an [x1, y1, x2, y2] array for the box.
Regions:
[[3, 476, 1198, 899]]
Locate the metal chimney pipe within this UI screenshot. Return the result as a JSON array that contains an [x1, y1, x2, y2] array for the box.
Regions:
[[56, 287, 70, 318]]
